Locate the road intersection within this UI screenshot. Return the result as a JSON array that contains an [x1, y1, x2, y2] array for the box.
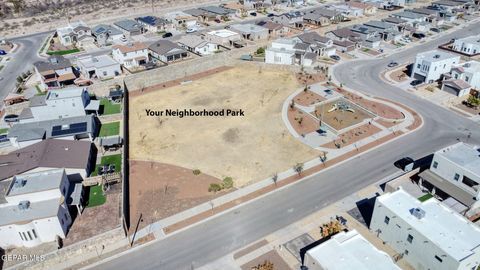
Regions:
[[89, 20, 480, 270]]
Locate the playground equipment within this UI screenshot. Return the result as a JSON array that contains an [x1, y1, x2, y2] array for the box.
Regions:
[[327, 101, 355, 113]]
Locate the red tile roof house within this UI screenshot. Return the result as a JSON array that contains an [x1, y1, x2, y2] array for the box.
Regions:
[[0, 139, 95, 182]]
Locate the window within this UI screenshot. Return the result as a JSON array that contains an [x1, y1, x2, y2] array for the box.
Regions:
[[465, 76, 469, 82], [407, 234, 413, 243], [61, 219, 64, 225], [417, 64, 421, 68], [454, 173, 460, 181], [103, 71, 108, 76], [435, 255, 443, 262], [433, 161, 438, 168], [19, 232, 24, 241], [27, 231, 33, 240], [384, 216, 390, 224], [404, 250, 409, 256], [22, 232, 27, 241], [32, 229, 37, 239]]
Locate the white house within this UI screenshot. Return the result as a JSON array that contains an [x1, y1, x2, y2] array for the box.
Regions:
[[112, 42, 149, 69], [265, 38, 297, 65], [77, 55, 122, 80], [452, 36, 480, 56], [418, 142, 480, 214], [230, 23, 269, 41], [177, 35, 219, 56], [0, 169, 81, 248], [411, 50, 460, 83], [56, 21, 92, 47], [204, 29, 242, 47], [18, 87, 98, 123], [441, 60, 480, 96], [304, 229, 401, 270], [370, 188, 480, 270]]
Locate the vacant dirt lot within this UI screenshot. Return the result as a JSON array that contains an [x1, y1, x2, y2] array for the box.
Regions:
[[130, 64, 318, 187]]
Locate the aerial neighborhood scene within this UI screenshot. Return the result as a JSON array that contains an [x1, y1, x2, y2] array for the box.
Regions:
[[1, 0, 480, 269]]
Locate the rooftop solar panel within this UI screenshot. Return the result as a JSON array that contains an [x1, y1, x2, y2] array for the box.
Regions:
[[51, 122, 88, 137]]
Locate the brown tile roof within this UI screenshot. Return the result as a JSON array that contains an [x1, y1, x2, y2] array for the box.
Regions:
[[348, 2, 375, 9], [113, 42, 148, 53], [57, 73, 77, 82], [443, 79, 471, 90], [0, 139, 93, 181]]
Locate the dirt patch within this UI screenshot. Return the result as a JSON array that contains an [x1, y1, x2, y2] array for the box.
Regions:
[[455, 103, 480, 116], [64, 188, 121, 246], [287, 107, 320, 135], [389, 66, 409, 83], [129, 64, 318, 187], [312, 99, 374, 131], [129, 160, 226, 233], [234, 239, 269, 260], [241, 250, 290, 270], [296, 72, 327, 85], [321, 124, 381, 148], [293, 90, 326, 106]]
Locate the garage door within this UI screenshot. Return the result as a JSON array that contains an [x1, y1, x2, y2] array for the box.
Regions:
[[442, 85, 459, 96], [413, 73, 425, 82]]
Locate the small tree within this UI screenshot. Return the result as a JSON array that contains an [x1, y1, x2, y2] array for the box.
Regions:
[[467, 95, 480, 108], [256, 47, 265, 55], [208, 183, 222, 193], [290, 99, 295, 110], [293, 163, 304, 176], [222, 177, 234, 189], [272, 173, 278, 186], [192, 169, 201, 175]]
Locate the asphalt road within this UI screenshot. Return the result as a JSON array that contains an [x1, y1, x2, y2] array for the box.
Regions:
[[0, 32, 50, 107], [91, 21, 480, 270]]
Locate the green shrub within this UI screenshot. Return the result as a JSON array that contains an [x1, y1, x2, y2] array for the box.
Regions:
[[222, 177, 234, 189], [208, 183, 222, 193], [193, 169, 201, 175]]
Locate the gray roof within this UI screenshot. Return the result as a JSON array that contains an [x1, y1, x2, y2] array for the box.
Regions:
[[184, 8, 216, 17], [114, 19, 143, 33], [177, 35, 211, 49], [230, 23, 268, 34], [296, 32, 331, 44], [294, 42, 311, 51], [8, 115, 95, 142], [199, 6, 234, 15], [311, 8, 341, 18], [6, 169, 65, 197], [392, 11, 427, 19], [304, 52, 317, 60], [148, 40, 187, 56], [0, 198, 61, 226], [29, 95, 47, 107], [33, 56, 72, 73], [99, 135, 122, 146], [363, 20, 394, 30], [382, 17, 408, 24], [0, 139, 93, 181], [92, 24, 123, 36]]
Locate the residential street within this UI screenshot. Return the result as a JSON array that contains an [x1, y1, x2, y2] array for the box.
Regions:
[[91, 22, 480, 270], [0, 31, 50, 107]]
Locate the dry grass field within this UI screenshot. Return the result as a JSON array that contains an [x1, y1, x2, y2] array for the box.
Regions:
[[129, 64, 319, 187]]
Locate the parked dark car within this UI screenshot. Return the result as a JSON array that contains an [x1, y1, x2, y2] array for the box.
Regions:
[[394, 157, 415, 172], [0, 50, 6, 55], [387, 61, 398, 68], [430, 28, 440, 33], [410, 79, 423, 86], [214, 18, 221, 23], [162, 32, 173, 38], [4, 114, 19, 123], [267, 13, 275, 17], [250, 12, 257, 16], [330, 55, 340, 61], [412, 33, 426, 39]]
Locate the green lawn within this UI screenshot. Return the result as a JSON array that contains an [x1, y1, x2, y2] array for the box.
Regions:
[[100, 98, 121, 115], [91, 154, 122, 177], [418, 193, 433, 202], [46, 48, 80, 55], [0, 128, 8, 134], [99, 121, 120, 137], [86, 185, 106, 207]]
